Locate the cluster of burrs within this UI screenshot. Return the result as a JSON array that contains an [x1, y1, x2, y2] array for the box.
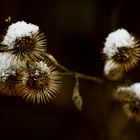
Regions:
[[102, 29, 140, 121], [0, 20, 61, 104]]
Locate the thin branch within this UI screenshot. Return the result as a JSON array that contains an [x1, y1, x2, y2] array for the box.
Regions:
[[46, 53, 104, 83]]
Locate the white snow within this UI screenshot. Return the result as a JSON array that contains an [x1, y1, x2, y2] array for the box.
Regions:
[[103, 28, 135, 58], [130, 83, 140, 99], [0, 53, 19, 81], [37, 61, 49, 72], [2, 21, 39, 48], [116, 83, 140, 100]]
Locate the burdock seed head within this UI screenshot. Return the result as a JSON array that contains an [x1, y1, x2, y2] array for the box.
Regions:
[[0, 52, 23, 96], [2, 21, 47, 62], [16, 60, 61, 104], [113, 83, 140, 122], [103, 28, 140, 71]]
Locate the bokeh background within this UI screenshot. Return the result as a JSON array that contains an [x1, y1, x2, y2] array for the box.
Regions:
[[0, 0, 140, 139]]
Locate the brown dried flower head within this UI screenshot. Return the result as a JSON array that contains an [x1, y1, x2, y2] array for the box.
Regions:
[[0, 53, 23, 96], [16, 61, 61, 104], [103, 29, 140, 72], [2, 21, 47, 62], [113, 83, 140, 122]]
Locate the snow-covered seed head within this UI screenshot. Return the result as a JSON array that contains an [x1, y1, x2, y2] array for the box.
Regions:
[[113, 83, 140, 122], [103, 29, 140, 71], [2, 21, 47, 62], [0, 53, 22, 96], [16, 61, 61, 104], [113, 86, 135, 102], [104, 60, 125, 81]]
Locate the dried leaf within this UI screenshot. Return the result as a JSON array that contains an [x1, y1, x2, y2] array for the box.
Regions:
[[72, 77, 83, 111]]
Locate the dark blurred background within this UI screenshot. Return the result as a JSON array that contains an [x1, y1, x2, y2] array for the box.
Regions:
[[0, 0, 140, 139]]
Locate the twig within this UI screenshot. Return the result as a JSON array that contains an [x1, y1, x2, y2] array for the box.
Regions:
[[46, 53, 104, 83]]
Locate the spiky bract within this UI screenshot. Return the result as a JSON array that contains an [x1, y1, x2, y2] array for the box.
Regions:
[[9, 32, 47, 62]]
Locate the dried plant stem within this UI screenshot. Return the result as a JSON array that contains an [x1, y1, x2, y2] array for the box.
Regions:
[[46, 53, 104, 83]]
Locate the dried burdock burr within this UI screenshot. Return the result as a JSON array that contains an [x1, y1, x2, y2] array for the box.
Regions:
[[2, 21, 47, 62], [103, 28, 140, 72], [16, 60, 61, 104], [113, 83, 140, 122]]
